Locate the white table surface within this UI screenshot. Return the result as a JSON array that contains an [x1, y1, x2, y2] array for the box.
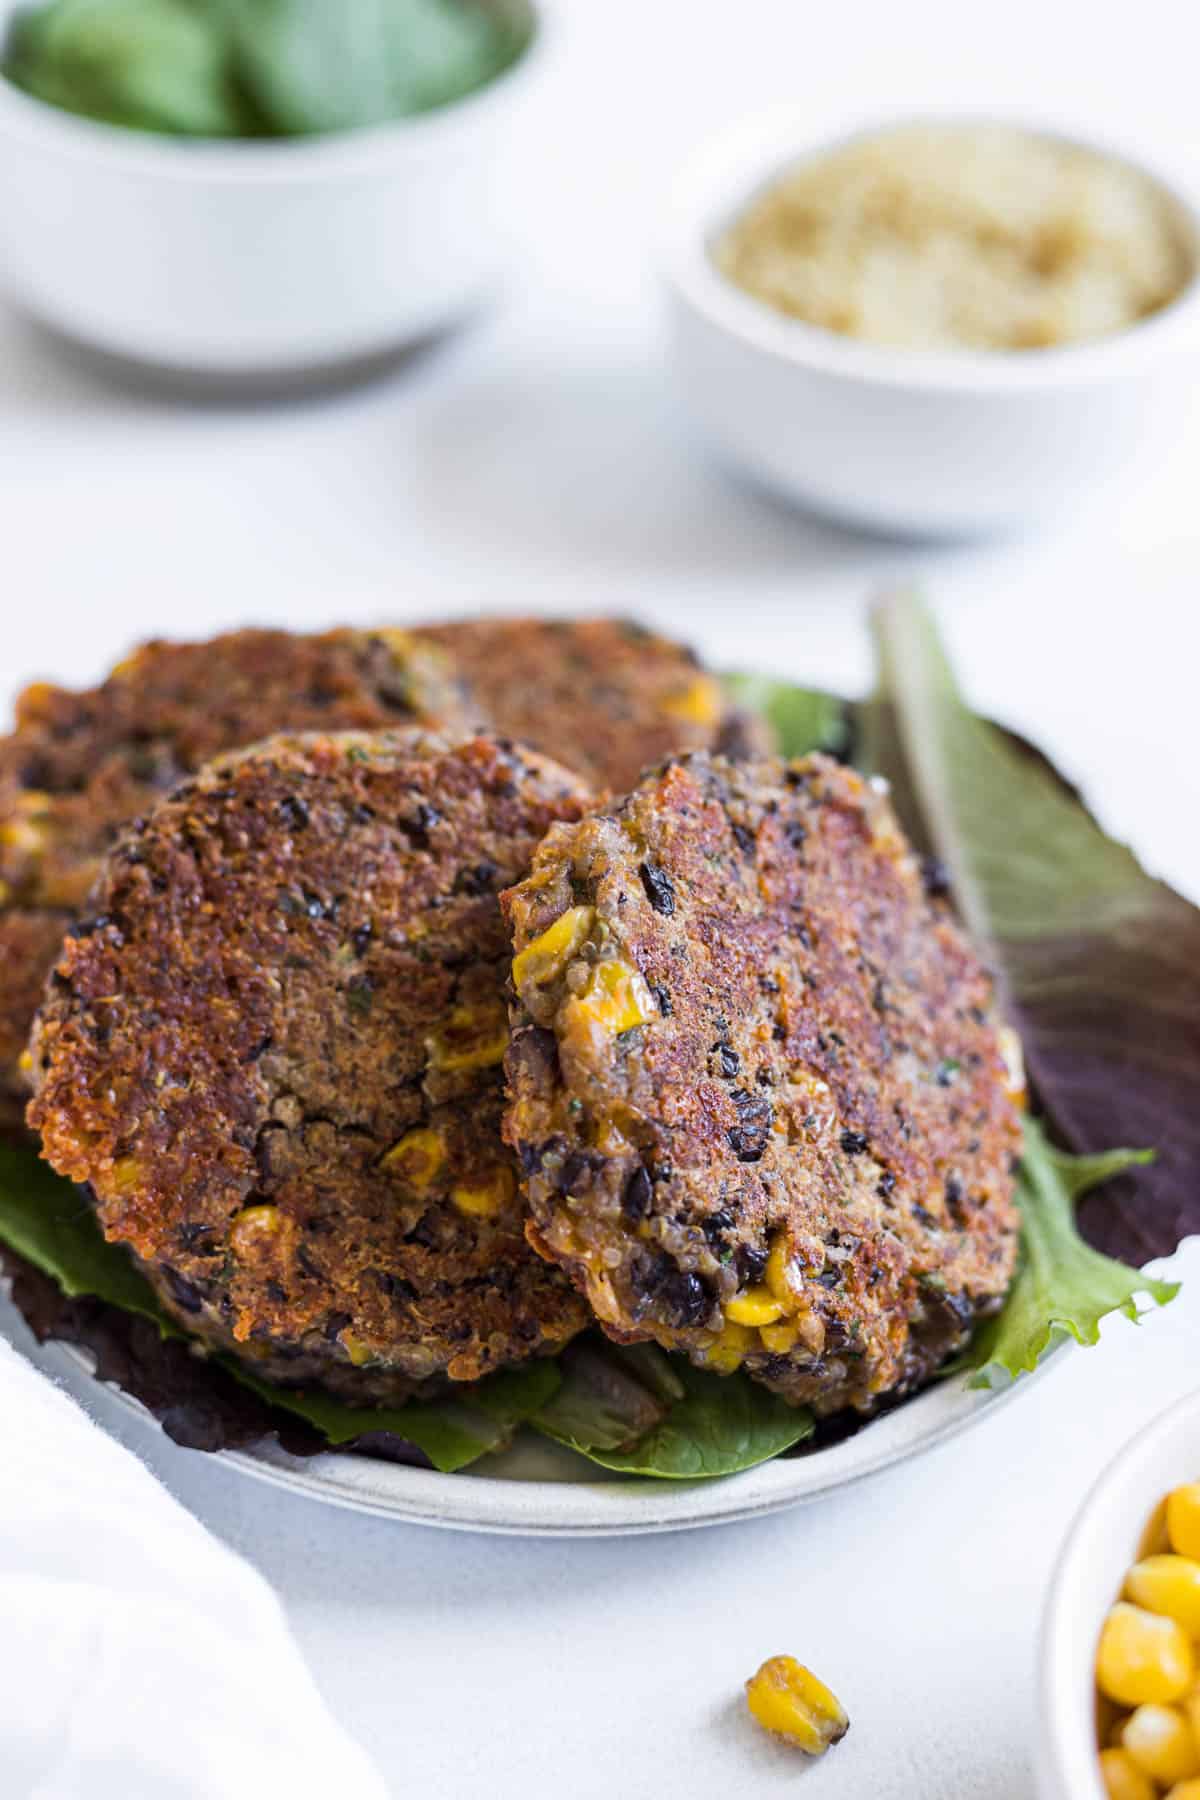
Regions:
[[3, 1, 1200, 1794]]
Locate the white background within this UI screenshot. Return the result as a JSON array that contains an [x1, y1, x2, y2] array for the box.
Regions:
[[3, 1, 1200, 1794]]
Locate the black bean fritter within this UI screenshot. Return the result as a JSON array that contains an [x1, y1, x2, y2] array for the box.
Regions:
[[28, 730, 591, 1401], [416, 616, 769, 793], [0, 627, 468, 1134], [502, 752, 1022, 1416]]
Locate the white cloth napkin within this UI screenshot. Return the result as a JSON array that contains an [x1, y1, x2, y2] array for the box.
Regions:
[[0, 1336, 389, 1800]]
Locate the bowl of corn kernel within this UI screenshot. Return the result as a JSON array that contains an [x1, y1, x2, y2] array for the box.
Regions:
[[1040, 1392, 1200, 1799]]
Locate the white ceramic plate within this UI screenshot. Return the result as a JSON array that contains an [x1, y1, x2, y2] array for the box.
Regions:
[[48, 1335, 1055, 1536]]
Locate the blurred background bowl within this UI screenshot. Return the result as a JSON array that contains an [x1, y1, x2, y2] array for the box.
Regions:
[[0, 0, 543, 377], [662, 109, 1200, 539], [1038, 1387, 1200, 1799]]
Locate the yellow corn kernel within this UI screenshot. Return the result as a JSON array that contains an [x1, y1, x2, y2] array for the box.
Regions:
[[1099, 1748, 1157, 1800], [380, 1127, 445, 1190], [705, 1320, 755, 1373], [1166, 1783, 1200, 1800], [426, 1002, 508, 1073], [1098, 1603, 1194, 1707], [511, 905, 595, 989], [1168, 1487, 1200, 1560], [745, 1656, 849, 1756], [339, 1330, 372, 1367], [1127, 1556, 1200, 1638], [229, 1204, 282, 1257], [663, 675, 722, 728], [1122, 1705, 1200, 1787], [451, 1167, 515, 1218], [1184, 1678, 1200, 1746], [0, 816, 44, 854], [765, 1233, 805, 1308], [107, 1156, 142, 1197], [569, 959, 657, 1035], [760, 1319, 801, 1353], [726, 1285, 785, 1327], [593, 1111, 634, 1155], [15, 680, 58, 722]]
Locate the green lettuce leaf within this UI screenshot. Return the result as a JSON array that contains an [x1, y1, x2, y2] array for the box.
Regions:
[[0, 1146, 555, 1471], [864, 592, 1200, 1268], [533, 1339, 814, 1479], [226, 1355, 558, 1467], [966, 1118, 1176, 1386], [223, 0, 533, 135], [3, 0, 535, 138], [0, 1144, 174, 1325], [722, 672, 848, 760], [4, 0, 252, 135]]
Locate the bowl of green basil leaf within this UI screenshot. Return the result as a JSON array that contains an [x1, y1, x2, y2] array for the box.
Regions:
[[0, 0, 539, 374]]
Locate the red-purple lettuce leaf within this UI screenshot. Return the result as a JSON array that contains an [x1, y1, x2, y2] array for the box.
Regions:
[[864, 592, 1200, 1267]]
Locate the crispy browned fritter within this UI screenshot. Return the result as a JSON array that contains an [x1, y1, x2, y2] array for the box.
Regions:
[[416, 616, 768, 793], [502, 752, 1021, 1416], [0, 627, 467, 1133], [28, 730, 591, 1401]]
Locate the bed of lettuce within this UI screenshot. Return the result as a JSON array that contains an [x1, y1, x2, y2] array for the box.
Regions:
[[0, 594, 1192, 1481]]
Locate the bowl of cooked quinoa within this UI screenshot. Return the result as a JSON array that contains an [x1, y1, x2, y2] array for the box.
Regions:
[[662, 110, 1200, 537]]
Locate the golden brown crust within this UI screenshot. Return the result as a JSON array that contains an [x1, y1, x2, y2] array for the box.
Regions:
[[416, 616, 770, 793], [0, 627, 468, 1131], [502, 752, 1021, 1415], [29, 729, 591, 1401]]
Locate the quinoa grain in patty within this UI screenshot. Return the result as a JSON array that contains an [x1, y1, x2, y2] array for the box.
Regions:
[[417, 616, 768, 793], [28, 730, 591, 1401], [0, 626, 468, 1134], [503, 752, 1022, 1416]]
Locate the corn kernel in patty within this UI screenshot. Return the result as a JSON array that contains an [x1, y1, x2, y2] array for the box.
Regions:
[[760, 1319, 801, 1353], [704, 1320, 756, 1372], [726, 1286, 786, 1327], [452, 1168, 516, 1218], [426, 1001, 509, 1073], [229, 1204, 283, 1258], [380, 1127, 445, 1190], [511, 905, 595, 990], [566, 959, 657, 1036]]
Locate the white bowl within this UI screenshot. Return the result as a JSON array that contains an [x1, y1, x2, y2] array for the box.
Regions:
[[662, 111, 1200, 537], [1038, 1388, 1200, 1799], [0, 1, 543, 375]]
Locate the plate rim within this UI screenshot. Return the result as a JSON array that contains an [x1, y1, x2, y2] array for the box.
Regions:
[[46, 1334, 1062, 1536]]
